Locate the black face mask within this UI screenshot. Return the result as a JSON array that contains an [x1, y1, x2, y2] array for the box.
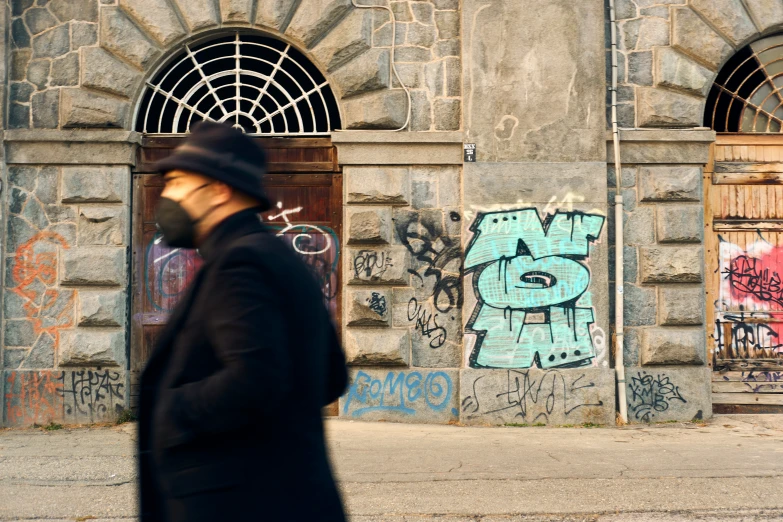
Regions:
[[155, 183, 221, 249]]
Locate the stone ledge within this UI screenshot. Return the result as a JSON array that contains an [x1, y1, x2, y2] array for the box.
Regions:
[[607, 128, 716, 142], [334, 131, 463, 165], [606, 128, 715, 165], [6, 130, 140, 165]]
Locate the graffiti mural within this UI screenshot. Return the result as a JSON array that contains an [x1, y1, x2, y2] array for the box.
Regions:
[[628, 371, 687, 422], [464, 209, 604, 369], [342, 370, 458, 419], [4, 370, 126, 426], [12, 231, 76, 347], [716, 236, 783, 361], [145, 234, 202, 313]]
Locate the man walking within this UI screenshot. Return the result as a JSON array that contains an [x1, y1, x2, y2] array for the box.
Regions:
[[137, 121, 348, 522]]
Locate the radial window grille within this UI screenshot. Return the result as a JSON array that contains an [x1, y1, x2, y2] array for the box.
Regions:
[[136, 32, 341, 135], [706, 34, 783, 133]]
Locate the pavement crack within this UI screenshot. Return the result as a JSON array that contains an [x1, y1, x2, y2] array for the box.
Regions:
[[448, 460, 463, 473], [546, 451, 562, 463]]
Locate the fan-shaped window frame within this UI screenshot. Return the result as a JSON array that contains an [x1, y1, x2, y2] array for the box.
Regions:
[[135, 31, 342, 136], [706, 33, 783, 134]]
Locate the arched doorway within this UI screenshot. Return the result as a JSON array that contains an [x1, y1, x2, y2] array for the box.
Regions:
[[129, 32, 343, 408], [705, 34, 783, 412]]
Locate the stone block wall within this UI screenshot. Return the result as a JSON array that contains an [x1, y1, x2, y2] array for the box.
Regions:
[[340, 164, 463, 423], [608, 130, 713, 422], [2, 162, 130, 426], [9, 0, 461, 132], [608, 0, 780, 128]]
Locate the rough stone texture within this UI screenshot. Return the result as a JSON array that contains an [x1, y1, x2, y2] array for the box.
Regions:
[[659, 286, 703, 326], [642, 327, 706, 365], [256, 0, 299, 31], [672, 7, 734, 70], [12, 17, 31, 49], [81, 47, 141, 98], [628, 17, 669, 50], [346, 289, 391, 327], [343, 89, 409, 130], [655, 47, 714, 97], [50, 52, 79, 86], [286, 0, 353, 48], [444, 57, 460, 96], [624, 284, 656, 327], [340, 368, 459, 424], [72, 21, 98, 47], [460, 368, 616, 426], [78, 207, 125, 246], [391, 1, 413, 22], [623, 206, 655, 246], [347, 206, 392, 244], [463, 0, 605, 162], [393, 63, 422, 89], [118, 0, 186, 46], [408, 22, 436, 47], [4, 349, 26, 369], [9, 103, 30, 129], [410, 90, 432, 131], [220, 0, 254, 23], [60, 88, 129, 128], [2, 369, 128, 426], [690, 0, 757, 47], [31, 89, 59, 128], [78, 290, 126, 327], [425, 61, 444, 96], [345, 328, 409, 365], [311, 10, 372, 72], [639, 166, 701, 202], [5, 320, 36, 347], [20, 334, 55, 368], [49, 0, 98, 22], [434, 98, 460, 131], [61, 247, 126, 286], [59, 329, 125, 367], [435, 10, 459, 40], [332, 48, 390, 98], [395, 46, 432, 62], [640, 246, 703, 284], [626, 366, 711, 423], [657, 205, 703, 243], [27, 59, 50, 89], [24, 7, 57, 35], [745, 0, 783, 33], [12, 50, 32, 82], [636, 87, 703, 128], [412, 2, 434, 23], [62, 167, 127, 203], [346, 167, 410, 205], [32, 24, 69, 58], [346, 246, 411, 285], [608, 166, 637, 188], [171, 0, 219, 30], [100, 7, 161, 70], [628, 51, 653, 86]]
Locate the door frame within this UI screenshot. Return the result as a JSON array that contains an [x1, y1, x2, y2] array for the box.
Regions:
[[129, 136, 343, 408]]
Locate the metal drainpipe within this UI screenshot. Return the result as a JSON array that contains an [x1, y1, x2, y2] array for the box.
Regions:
[[609, 0, 629, 424], [332, 1, 411, 132]]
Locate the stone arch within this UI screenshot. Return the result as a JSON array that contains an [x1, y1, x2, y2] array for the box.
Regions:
[[635, 0, 783, 128], [63, 0, 407, 130]]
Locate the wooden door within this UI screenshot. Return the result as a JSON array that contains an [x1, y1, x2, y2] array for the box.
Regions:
[[129, 138, 342, 408], [707, 135, 783, 413]]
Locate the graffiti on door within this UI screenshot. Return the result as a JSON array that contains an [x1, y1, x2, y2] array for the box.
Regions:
[[464, 208, 604, 369]]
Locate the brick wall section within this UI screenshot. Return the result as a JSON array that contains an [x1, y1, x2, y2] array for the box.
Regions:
[[2, 163, 130, 425], [9, 0, 461, 132], [607, 0, 782, 128]]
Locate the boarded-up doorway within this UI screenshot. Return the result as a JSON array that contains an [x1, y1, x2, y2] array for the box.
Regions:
[[129, 137, 342, 408], [706, 135, 783, 413]]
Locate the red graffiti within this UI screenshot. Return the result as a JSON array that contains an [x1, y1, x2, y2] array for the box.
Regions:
[[725, 251, 783, 309], [12, 231, 75, 346], [4, 371, 64, 426]]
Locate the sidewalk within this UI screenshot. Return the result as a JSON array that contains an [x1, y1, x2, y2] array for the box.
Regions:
[[1, 415, 782, 521]]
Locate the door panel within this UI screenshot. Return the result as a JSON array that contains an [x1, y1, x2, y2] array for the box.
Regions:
[[707, 136, 783, 412], [129, 139, 342, 409]]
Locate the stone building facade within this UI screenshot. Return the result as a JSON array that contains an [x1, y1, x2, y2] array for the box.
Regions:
[[0, 0, 774, 427]]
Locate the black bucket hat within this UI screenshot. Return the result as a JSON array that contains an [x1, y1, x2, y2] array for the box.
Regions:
[[154, 121, 271, 211]]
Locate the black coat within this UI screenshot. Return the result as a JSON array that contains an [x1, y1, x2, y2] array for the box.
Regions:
[[138, 209, 348, 522]]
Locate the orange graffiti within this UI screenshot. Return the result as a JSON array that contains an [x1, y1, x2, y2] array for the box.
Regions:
[[12, 231, 75, 346], [4, 371, 64, 426]]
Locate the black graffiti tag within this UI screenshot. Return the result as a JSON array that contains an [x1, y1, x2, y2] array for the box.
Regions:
[[408, 297, 447, 349]]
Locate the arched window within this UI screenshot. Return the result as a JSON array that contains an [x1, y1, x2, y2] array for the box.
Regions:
[[136, 32, 341, 135], [705, 34, 783, 133]]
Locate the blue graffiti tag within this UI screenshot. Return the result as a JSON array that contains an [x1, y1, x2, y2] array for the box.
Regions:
[[343, 371, 453, 417], [465, 209, 604, 369]]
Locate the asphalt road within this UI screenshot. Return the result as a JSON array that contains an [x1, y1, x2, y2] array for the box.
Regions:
[[1, 415, 782, 521]]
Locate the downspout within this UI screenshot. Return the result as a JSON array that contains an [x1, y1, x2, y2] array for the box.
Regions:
[[609, 0, 628, 424]]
